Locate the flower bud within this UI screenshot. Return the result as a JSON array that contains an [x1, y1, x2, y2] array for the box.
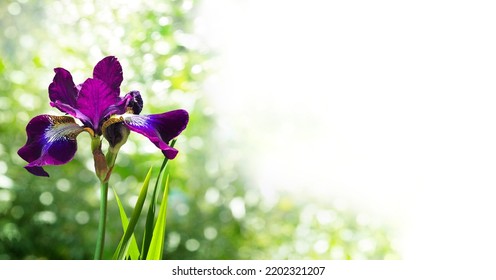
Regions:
[[102, 116, 130, 171], [102, 116, 130, 150], [90, 136, 109, 183]]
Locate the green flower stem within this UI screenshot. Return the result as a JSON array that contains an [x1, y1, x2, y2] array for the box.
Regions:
[[94, 180, 109, 260]]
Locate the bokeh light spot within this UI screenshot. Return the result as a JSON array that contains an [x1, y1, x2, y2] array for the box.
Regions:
[[159, 16, 171, 26], [295, 240, 310, 255], [185, 238, 200, 252], [56, 179, 71, 192], [10, 206, 24, 219], [127, 195, 138, 208], [340, 229, 354, 242], [316, 210, 336, 226], [11, 71, 27, 84], [75, 211, 90, 225], [2, 223, 20, 241], [330, 246, 345, 259], [167, 55, 185, 71], [7, 2, 22, 16], [20, 35, 35, 48], [39, 192, 54, 206], [176, 203, 189, 216], [0, 97, 12, 110], [358, 238, 376, 253], [203, 226, 217, 240], [191, 64, 203, 74], [34, 211, 57, 224], [313, 239, 329, 254], [0, 189, 12, 202], [229, 197, 245, 220], [205, 187, 219, 204], [0, 175, 13, 189], [167, 231, 181, 251]]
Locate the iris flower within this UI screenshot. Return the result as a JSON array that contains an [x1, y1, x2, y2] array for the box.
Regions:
[[18, 56, 189, 179]]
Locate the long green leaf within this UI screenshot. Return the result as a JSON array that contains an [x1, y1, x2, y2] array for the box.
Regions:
[[112, 167, 153, 260], [141, 140, 175, 259], [146, 174, 170, 260], [141, 159, 166, 259], [112, 187, 140, 260]]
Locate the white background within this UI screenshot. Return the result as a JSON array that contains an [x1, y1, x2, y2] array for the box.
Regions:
[[2, 260, 494, 279], [196, 0, 496, 260]]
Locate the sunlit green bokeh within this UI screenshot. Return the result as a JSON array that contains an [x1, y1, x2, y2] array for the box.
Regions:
[[0, 0, 399, 259]]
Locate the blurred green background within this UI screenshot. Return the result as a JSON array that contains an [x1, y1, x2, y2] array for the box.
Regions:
[[0, 0, 398, 259]]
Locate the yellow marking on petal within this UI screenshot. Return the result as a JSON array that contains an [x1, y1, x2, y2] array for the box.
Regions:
[[50, 115, 77, 125], [84, 127, 95, 137], [101, 115, 124, 134]]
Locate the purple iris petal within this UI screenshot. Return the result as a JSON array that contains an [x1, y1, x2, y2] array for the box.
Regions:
[[123, 110, 189, 159], [17, 115, 85, 177], [77, 78, 120, 132], [93, 56, 123, 93], [124, 91, 143, 115], [48, 68, 78, 114], [50, 100, 92, 127], [103, 90, 143, 119], [48, 68, 92, 126]]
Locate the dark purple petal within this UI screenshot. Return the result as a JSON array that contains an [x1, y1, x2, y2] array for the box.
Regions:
[[123, 110, 189, 159], [77, 78, 120, 131], [124, 91, 143, 115], [48, 68, 78, 114], [106, 91, 144, 117], [93, 56, 123, 93], [25, 166, 49, 177], [17, 115, 85, 177]]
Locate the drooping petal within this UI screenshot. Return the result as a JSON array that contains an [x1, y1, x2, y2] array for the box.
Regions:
[[77, 78, 120, 131], [17, 115, 85, 177], [92, 56, 123, 93], [48, 68, 78, 114], [123, 110, 189, 159]]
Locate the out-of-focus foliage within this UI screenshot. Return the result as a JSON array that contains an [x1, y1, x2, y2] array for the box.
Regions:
[[0, 0, 399, 259]]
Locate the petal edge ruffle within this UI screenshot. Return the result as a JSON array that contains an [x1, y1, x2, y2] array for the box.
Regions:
[[93, 56, 123, 93], [48, 68, 78, 112]]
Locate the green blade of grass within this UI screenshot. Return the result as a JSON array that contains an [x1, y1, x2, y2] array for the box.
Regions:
[[146, 174, 170, 260], [141, 157, 169, 259], [112, 186, 141, 260], [140, 184, 158, 260], [141, 140, 175, 259], [140, 167, 162, 259], [112, 167, 153, 260]]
